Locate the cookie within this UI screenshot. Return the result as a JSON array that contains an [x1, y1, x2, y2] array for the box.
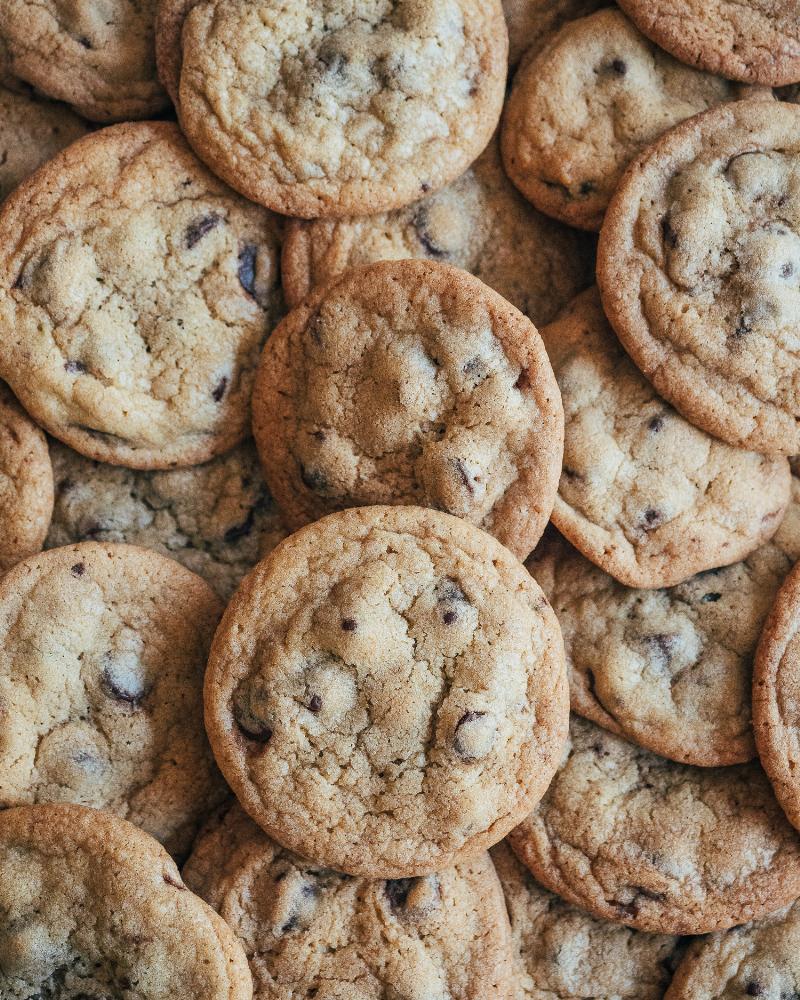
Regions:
[[617, 0, 800, 88], [491, 841, 681, 1000], [542, 288, 791, 589], [502, 0, 605, 67], [183, 802, 516, 1000], [46, 438, 288, 600], [0, 0, 168, 121], [0, 121, 283, 469], [0, 803, 252, 999], [281, 137, 592, 325], [664, 900, 800, 1000], [502, 9, 748, 231], [204, 505, 569, 878], [0, 542, 227, 857], [253, 260, 563, 559], [508, 715, 800, 935], [156, 0, 507, 217], [0, 85, 89, 204], [0, 382, 54, 574], [598, 99, 800, 456]]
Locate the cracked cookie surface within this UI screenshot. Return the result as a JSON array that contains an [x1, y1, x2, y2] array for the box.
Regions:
[[253, 260, 563, 559], [204, 505, 569, 877], [0, 542, 227, 857], [0, 803, 252, 1000], [46, 439, 288, 600], [0, 121, 283, 469], [0, 0, 168, 121], [157, 0, 507, 217], [280, 138, 592, 325], [183, 802, 515, 1000], [598, 100, 800, 455], [501, 0, 604, 67], [509, 716, 800, 935], [617, 0, 800, 87], [541, 288, 791, 588], [502, 9, 746, 231]]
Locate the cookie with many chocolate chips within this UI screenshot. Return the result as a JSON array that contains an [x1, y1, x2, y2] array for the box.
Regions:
[[542, 288, 791, 589], [0, 803, 252, 1000], [204, 505, 568, 878], [501, 0, 605, 67], [598, 100, 800, 456], [183, 802, 515, 1000], [254, 259, 563, 559], [156, 0, 507, 217], [0, 121, 283, 469], [0, 542, 227, 857], [509, 716, 800, 935]]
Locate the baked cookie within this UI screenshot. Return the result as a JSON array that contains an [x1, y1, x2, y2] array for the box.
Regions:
[[253, 260, 563, 559], [183, 802, 515, 999], [0, 0, 168, 121], [542, 288, 791, 589], [204, 505, 569, 878], [598, 100, 800, 456], [0, 121, 283, 469], [617, 0, 800, 88], [509, 716, 800, 935], [502, 9, 747, 231], [46, 439, 288, 600], [0, 803, 252, 1000], [502, 0, 605, 67], [664, 900, 800, 1000], [281, 137, 592, 325], [491, 841, 681, 1000], [0, 382, 54, 575], [0, 542, 227, 857], [156, 0, 507, 217], [0, 85, 89, 204]]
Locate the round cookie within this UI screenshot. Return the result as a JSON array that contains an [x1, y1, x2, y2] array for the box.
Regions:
[[46, 439, 288, 600], [0, 803, 252, 1000], [616, 0, 800, 88], [253, 260, 563, 559], [0, 85, 89, 204], [0, 382, 54, 575], [0, 542, 227, 857], [0, 0, 168, 121], [508, 715, 800, 935], [502, 0, 605, 68], [0, 121, 283, 469], [664, 900, 800, 1000], [542, 288, 791, 589], [490, 842, 681, 1000], [204, 505, 569, 878], [501, 9, 748, 231], [157, 0, 507, 217], [183, 802, 516, 1000], [281, 137, 592, 324], [598, 100, 800, 456]]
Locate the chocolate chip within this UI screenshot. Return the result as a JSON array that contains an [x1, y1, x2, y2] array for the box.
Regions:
[[413, 208, 447, 258], [71, 562, 85, 577], [185, 213, 221, 249], [78, 36, 92, 48], [237, 244, 258, 298], [661, 216, 678, 249], [701, 592, 721, 603], [212, 376, 228, 402], [611, 58, 627, 74], [442, 609, 458, 625], [64, 360, 87, 374], [746, 984, 764, 997], [579, 180, 595, 196], [421, 182, 431, 193], [341, 618, 357, 632], [234, 705, 273, 743], [453, 710, 495, 761], [300, 465, 328, 493], [101, 663, 148, 706], [782, 262, 795, 278], [648, 415, 664, 432], [224, 508, 255, 543], [307, 694, 322, 713], [734, 314, 753, 339], [640, 508, 662, 531], [312, 430, 327, 442], [385, 878, 414, 909], [563, 467, 582, 479]]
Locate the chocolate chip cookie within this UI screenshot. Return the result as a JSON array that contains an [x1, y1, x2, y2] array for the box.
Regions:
[[253, 260, 563, 559], [491, 841, 681, 1000], [0, 0, 168, 121], [46, 439, 288, 600], [204, 505, 568, 878], [157, 0, 507, 217], [0, 803, 252, 999], [542, 288, 791, 589], [281, 137, 592, 325], [509, 716, 800, 935], [502, 0, 605, 67], [183, 802, 516, 999], [502, 9, 747, 231], [617, 0, 800, 87], [0, 542, 227, 857], [598, 100, 800, 455], [0, 121, 283, 469]]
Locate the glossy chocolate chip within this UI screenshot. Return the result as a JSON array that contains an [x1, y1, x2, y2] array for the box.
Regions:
[[185, 213, 221, 249], [237, 244, 258, 298]]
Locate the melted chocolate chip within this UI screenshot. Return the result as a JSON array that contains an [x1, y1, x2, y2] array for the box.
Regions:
[[185, 213, 221, 249], [224, 508, 255, 543], [640, 508, 663, 531], [611, 58, 627, 74], [300, 465, 328, 493], [413, 208, 447, 258], [341, 618, 357, 632], [64, 360, 87, 374], [701, 592, 721, 603], [237, 244, 258, 298], [212, 376, 228, 402], [307, 694, 322, 713], [71, 562, 85, 577], [385, 878, 414, 909]]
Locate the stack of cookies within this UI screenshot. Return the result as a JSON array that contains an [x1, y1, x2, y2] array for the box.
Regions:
[[1, 1, 800, 998]]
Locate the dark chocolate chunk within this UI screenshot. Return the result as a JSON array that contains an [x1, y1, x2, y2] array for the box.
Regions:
[[212, 376, 228, 402], [185, 213, 221, 249]]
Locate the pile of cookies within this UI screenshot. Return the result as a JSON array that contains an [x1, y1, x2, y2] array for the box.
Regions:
[[1, 1, 800, 998]]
